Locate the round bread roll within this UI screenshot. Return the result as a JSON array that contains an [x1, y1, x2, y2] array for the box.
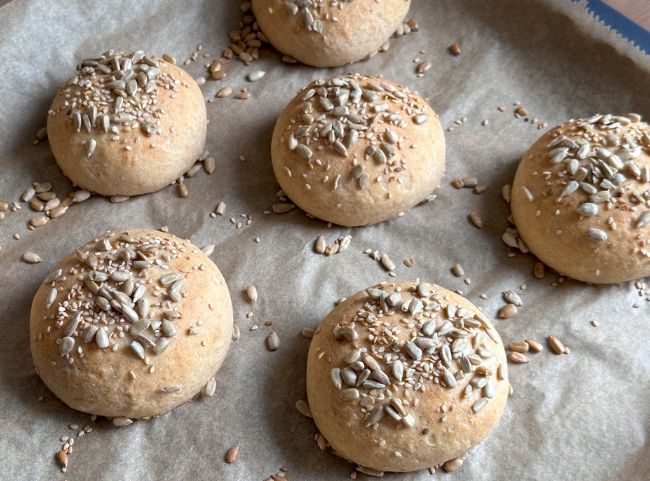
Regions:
[[271, 74, 445, 226], [511, 114, 650, 284], [30, 229, 233, 419], [306, 280, 509, 473], [252, 0, 411, 68], [47, 50, 207, 197]]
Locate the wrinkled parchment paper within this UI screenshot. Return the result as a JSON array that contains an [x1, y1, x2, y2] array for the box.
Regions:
[[1, 0, 649, 479]]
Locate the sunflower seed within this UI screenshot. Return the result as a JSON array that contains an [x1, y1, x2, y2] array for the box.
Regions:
[[587, 228, 607, 241], [498, 304, 517, 318], [59, 337, 75, 355], [577, 203, 598, 217], [526, 339, 544, 352], [246, 285, 258, 303], [46, 288, 57, 308], [442, 369, 457, 388], [244, 70, 265, 82], [469, 211, 483, 229], [55, 449, 68, 471], [294, 399, 312, 418], [341, 388, 360, 400], [272, 202, 295, 214], [508, 352, 529, 364], [502, 291, 522, 306], [22, 251, 42, 264], [86, 139, 96, 158], [506, 341, 529, 353], [413, 114, 429, 125], [112, 417, 133, 427], [266, 331, 280, 351], [472, 398, 488, 414], [330, 368, 343, 389], [295, 144, 313, 159], [547, 335, 566, 354], [224, 445, 240, 463], [404, 341, 422, 360], [380, 254, 395, 271], [637, 211, 650, 228], [130, 340, 145, 359]]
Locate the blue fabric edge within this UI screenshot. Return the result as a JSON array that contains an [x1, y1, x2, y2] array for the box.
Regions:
[[583, 0, 650, 55]]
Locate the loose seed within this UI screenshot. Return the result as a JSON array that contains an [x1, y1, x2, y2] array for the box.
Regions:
[[533, 262, 545, 279], [247, 70, 265, 82], [55, 449, 68, 471], [380, 254, 395, 271], [469, 211, 483, 229], [442, 457, 463, 472], [112, 417, 133, 427], [216, 87, 232, 98], [295, 400, 312, 418], [506, 341, 529, 353], [508, 352, 529, 364], [266, 332, 280, 351], [22, 251, 42, 264], [225, 445, 240, 463], [203, 157, 216, 174], [448, 43, 461, 56], [246, 285, 258, 303], [502, 291, 522, 306], [177, 182, 188, 198], [203, 377, 217, 397], [547, 335, 566, 354], [498, 304, 517, 318], [525, 339, 543, 352]]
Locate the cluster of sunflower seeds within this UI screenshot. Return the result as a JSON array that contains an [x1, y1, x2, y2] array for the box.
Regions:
[[314, 234, 352, 256], [54, 417, 95, 473], [284, 0, 354, 34], [326, 282, 504, 431], [506, 338, 546, 364], [363, 249, 398, 275], [34, 232, 193, 370], [529, 114, 650, 241], [282, 74, 430, 193], [48, 50, 181, 157], [18, 182, 90, 229]]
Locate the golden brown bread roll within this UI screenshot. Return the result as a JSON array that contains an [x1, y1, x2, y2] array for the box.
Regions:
[[306, 280, 509, 473], [30, 229, 232, 419], [271, 74, 445, 226], [252, 0, 411, 67], [511, 114, 650, 283], [47, 50, 206, 197]]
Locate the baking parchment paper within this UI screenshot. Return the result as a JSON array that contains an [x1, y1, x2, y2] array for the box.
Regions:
[[0, 0, 649, 479]]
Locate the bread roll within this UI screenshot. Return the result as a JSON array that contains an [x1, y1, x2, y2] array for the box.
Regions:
[[271, 74, 445, 226], [306, 280, 508, 473], [47, 50, 206, 197], [511, 114, 650, 283], [30, 229, 232, 419], [252, 0, 411, 67]]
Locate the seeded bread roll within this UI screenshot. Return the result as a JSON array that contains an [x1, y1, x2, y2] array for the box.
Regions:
[[511, 114, 650, 284], [271, 74, 445, 227], [252, 0, 411, 68], [306, 281, 509, 473], [30, 229, 233, 419], [47, 50, 207, 197]]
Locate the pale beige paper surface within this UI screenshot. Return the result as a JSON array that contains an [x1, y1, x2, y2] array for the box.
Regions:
[[0, 0, 649, 480]]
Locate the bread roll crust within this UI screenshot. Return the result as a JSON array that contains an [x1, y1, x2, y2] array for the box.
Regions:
[[307, 281, 508, 473], [252, 0, 411, 67], [47, 51, 206, 197], [271, 74, 445, 227], [511, 114, 650, 283], [30, 229, 232, 419]]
